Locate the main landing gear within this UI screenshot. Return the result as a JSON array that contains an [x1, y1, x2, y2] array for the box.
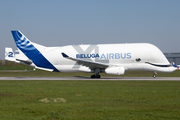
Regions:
[[91, 68, 101, 78], [91, 74, 101, 78], [153, 72, 157, 78]]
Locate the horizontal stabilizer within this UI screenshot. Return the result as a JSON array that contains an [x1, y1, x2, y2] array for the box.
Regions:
[[35, 66, 54, 72], [16, 59, 32, 65]]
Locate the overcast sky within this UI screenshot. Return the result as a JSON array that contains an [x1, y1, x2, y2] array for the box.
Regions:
[[1, 0, 180, 60]]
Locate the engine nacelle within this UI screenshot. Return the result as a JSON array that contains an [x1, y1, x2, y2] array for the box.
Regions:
[[105, 67, 125, 75]]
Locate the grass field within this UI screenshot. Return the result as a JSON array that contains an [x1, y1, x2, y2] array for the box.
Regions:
[[0, 80, 180, 120], [0, 65, 180, 119]]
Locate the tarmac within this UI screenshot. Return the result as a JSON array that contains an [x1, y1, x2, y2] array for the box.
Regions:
[[0, 77, 180, 81]]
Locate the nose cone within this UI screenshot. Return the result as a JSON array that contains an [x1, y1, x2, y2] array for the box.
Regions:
[[147, 43, 169, 64], [168, 66, 177, 72]]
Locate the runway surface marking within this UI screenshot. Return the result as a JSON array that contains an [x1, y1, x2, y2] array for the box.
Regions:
[[0, 77, 180, 81]]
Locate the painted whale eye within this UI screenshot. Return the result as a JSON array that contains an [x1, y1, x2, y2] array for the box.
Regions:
[[136, 58, 141, 62]]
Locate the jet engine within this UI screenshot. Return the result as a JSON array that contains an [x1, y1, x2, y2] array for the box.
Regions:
[[105, 67, 125, 75]]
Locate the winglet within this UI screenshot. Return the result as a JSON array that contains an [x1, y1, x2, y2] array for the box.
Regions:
[[62, 53, 69, 58]]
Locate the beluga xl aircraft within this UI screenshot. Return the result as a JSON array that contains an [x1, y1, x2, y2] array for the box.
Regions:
[[5, 30, 179, 78]]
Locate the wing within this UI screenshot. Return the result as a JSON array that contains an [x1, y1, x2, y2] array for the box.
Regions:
[[61, 53, 109, 69]]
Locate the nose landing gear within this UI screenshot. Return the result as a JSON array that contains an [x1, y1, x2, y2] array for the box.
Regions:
[[153, 72, 157, 78], [91, 68, 101, 78]]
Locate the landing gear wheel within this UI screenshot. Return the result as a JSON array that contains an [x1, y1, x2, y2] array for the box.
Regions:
[[96, 75, 101, 78], [90, 75, 101, 78], [153, 72, 157, 78], [91, 75, 96, 78]]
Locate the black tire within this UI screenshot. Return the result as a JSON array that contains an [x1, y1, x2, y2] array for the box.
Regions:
[[91, 75, 96, 78], [96, 75, 101, 78]]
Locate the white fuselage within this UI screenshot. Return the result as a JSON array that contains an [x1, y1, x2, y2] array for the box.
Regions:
[[35, 43, 176, 73], [8, 30, 178, 78]]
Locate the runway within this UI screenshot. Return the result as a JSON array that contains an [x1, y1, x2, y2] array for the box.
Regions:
[[0, 77, 180, 81]]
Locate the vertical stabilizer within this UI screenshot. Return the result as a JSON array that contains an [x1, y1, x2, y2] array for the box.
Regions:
[[11, 30, 58, 71]]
